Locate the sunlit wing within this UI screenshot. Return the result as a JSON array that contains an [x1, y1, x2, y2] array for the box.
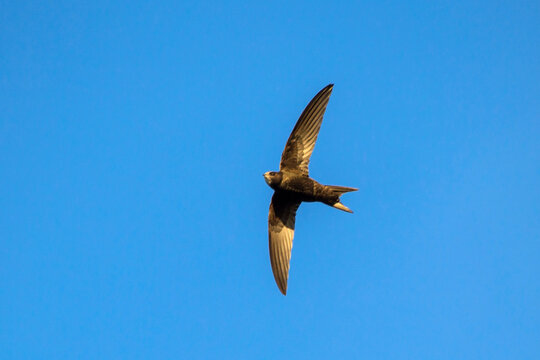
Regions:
[[280, 84, 334, 175], [268, 192, 301, 295]]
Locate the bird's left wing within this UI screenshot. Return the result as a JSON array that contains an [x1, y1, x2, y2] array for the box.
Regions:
[[280, 84, 333, 175], [268, 192, 301, 295]]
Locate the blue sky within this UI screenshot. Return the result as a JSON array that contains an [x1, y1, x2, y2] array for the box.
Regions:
[[1, 1, 539, 358]]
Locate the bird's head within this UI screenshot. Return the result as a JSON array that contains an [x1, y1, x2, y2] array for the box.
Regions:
[[263, 171, 283, 188]]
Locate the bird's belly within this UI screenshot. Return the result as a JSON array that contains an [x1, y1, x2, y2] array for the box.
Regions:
[[298, 196, 318, 202], [277, 189, 319, 202], [279, 177, 334, 203]]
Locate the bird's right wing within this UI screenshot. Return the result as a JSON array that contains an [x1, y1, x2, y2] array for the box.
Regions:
[[268, 192, 301, 295], [280, 84, 334, 175]]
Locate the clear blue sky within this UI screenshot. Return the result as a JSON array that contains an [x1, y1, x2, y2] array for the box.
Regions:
[[1, 1, 539, 359]]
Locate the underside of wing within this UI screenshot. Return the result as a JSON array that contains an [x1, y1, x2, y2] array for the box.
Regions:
[[268, 192, 301, 295], [280, 84, 334, 175]]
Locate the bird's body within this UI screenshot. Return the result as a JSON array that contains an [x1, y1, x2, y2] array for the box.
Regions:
[[264, 170, 354, 209], [264, 84, 357, 295]]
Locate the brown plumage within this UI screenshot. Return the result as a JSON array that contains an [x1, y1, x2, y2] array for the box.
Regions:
[[264, 84, 357, 295]]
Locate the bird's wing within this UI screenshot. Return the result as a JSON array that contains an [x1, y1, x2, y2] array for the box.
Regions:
[[280, 84, 334, 175], [268, 192, 301, 295]]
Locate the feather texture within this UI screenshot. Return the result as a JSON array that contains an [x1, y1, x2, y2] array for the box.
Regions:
[[280, 84, 333, 175]]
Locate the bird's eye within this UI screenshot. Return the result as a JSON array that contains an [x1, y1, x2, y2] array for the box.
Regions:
[[270, 172, 275, 175]]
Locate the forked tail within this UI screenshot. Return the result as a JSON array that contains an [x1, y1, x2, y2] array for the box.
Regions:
[[326, 185, 358, 213]]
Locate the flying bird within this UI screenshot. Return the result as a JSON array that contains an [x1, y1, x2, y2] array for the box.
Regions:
[[264, 84, 357, 295]]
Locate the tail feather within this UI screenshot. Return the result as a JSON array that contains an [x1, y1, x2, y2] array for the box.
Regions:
[[326, 184, 357, 213], [326, 185, 358, 195], [332, 202, 353, 213]]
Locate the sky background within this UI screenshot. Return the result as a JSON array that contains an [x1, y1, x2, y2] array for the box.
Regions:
[[1, 1, 539, 359]]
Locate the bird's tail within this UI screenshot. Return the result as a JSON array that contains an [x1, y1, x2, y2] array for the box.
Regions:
[[326, 185, 358, 195], [326, 185, 357, 213]]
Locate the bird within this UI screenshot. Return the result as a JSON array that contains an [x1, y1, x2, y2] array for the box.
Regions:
[[263, 84, 357, 295]]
